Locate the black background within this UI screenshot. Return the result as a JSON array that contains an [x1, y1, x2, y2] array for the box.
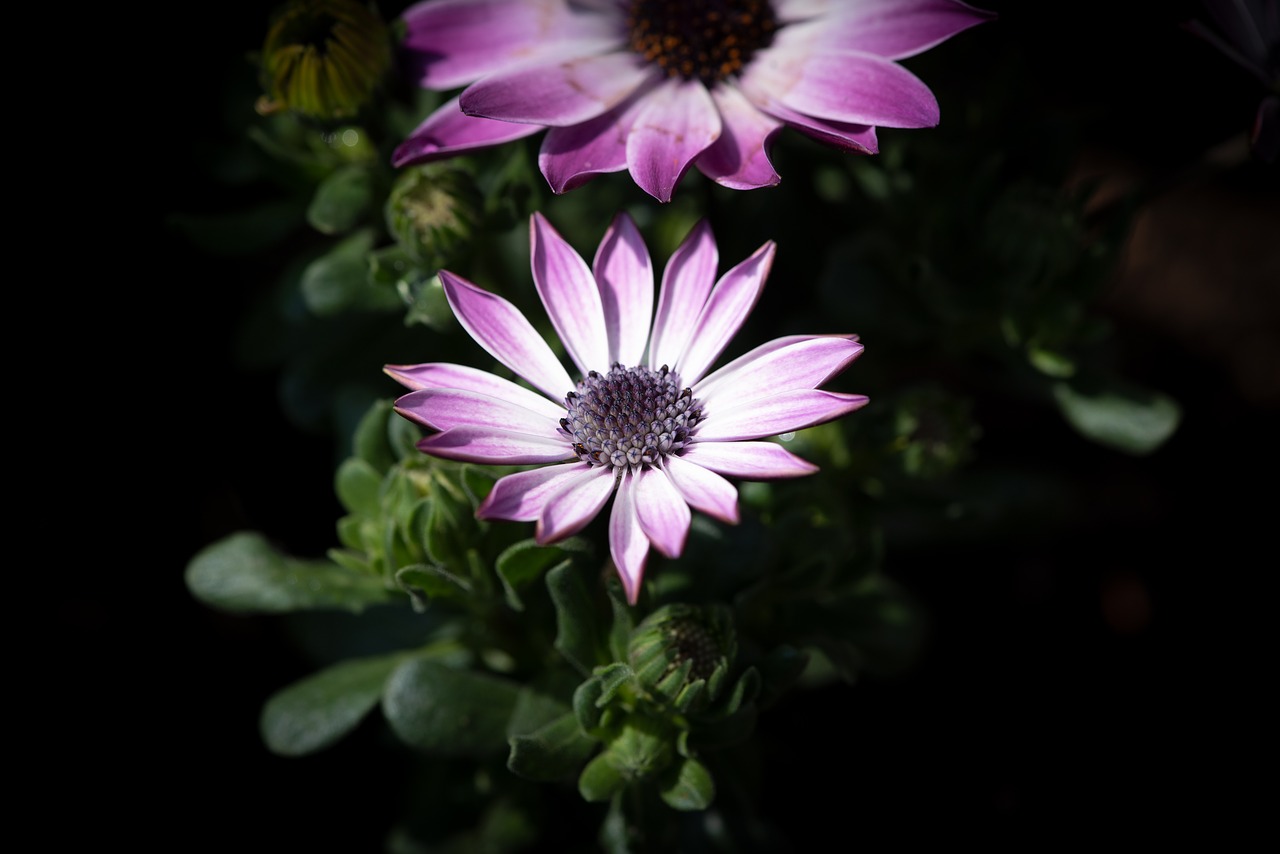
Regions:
[[130, 1, 1277, 848]]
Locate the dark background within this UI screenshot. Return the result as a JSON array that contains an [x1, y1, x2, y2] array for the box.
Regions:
[[135, 1, 1276, 848]]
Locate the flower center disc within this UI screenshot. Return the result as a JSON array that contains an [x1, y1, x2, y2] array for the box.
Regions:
[[627, 0, 778, 86], [561, 364, 704, 470]]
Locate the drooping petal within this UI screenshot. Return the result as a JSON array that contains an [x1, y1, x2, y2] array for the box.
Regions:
[[392, 96, 543, 167], [461, 52, 653, 126], [400, 0, 622, 89], [393, 388, 562, 437], [626, 78, 723, 202], [694, 390, 870, 441], [741, 49, 940, 128], [609, 469, 649, 605], [479, 462, 594, 521], [417, 426, 574, 464], [696, 84, 784, 190], [440, 270, 574, 400], [695, 335, 865, 408], [531, 213, 609, 375], [662, 454, 740, 525], [632, 467, 691, 559], [756, 98, 879, 153], [771, 1, 995, 61], [539, 91, 649, 193], [383, 362, 565, 419], [593, 212, 654, 367], [675, 241, 776, 385], [682, 441, 820, 479], [537, 465, 617, 542], [648, 221, 718, 371]]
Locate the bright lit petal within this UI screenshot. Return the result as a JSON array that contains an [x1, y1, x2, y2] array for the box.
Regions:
[[785, 0, 997, 61], [393, 388, 562, 437], [676, 241, 776, 385], [417, 426, 574, 464], [539, 91, 648, 193], [392, 96, 543, 167], [531, 213, 609, 375], [633, 467, 691, 559], [663, 454, 740, 525], [400, 0, 621, 89], [697, 84, 784, 190], [695, 390, 870, 441], [537, 465, 617, 542], [593, 212, 654, 366], [479, 462, 594, 521], [626, 79, 722, 202], [461, 52, 652, 126], [609, 469, 649, 604], [648, 221, 718, 371], [695, 335, 865, 407], [440, 270, 574, 400], [383, 362, 564, 418], [756, 98, 879, 153], [742, 49, 940, 128], [682, 441, 820, 479]]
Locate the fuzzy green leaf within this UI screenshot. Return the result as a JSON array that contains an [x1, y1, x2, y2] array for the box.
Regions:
[[260, 653, 402, 756], [547, 561, 600, 674], [659, 757, 715, 811], [334, 457, 383, 518], [578, 752, 626, 803], [185, 532, 392, 614], [382, 658, 521, 756], [508, 713, 598, 782], [1052, 379, 1181, 455], [307, 163, 374, 235]]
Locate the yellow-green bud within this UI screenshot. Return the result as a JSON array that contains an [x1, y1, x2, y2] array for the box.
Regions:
[[385, 163, 483, 270], [255, 0, 393, 123], [628, 604, 735, 713]]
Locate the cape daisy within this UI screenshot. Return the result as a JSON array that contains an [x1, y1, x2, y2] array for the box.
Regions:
[[392, 0, 996, 201], [385, 212, 867, 604]]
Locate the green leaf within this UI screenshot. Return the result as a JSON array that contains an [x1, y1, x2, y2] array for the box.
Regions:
[[334, 457, 383, 518], [185, 532, 393, 614], [578, 752, 626, 803], [260, 653, 402, 756], [300, 227, 379, 316], [382, 658, 521, 756], [659, 758, 715, 811], [508, 713, 598, 782], [1052, 379, 1181, 455], [395, 563, 471, 611], [352, 398, 397, 474], [547, 561, 600, 674], [496, 539, 572, 611], [307, 163, 374, 235]]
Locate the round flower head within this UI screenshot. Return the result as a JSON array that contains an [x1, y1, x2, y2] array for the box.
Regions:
[[385, 212, 867, 604], [392, 0, 996, 201]]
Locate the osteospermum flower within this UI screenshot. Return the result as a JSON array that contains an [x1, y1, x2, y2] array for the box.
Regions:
[[385, 212, 867, 603], [392, 0, 995, 201]]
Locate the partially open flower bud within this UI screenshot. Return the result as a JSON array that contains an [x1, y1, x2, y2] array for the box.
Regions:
[[628, 604, 735, 713], [255, 0, 393, 123], [385, 163, 483, 271]]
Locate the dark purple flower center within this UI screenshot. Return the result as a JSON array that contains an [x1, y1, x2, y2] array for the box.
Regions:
[[560, 364, 704, 471], [627, 0, 778, 86]]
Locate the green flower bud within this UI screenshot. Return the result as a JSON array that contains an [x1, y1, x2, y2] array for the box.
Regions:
[[628, 604, 736, 714], [887, 384, 981, 479], [385, 163, 484, 271], [603, 714, 675, 782], [255, 0, 393, 123]]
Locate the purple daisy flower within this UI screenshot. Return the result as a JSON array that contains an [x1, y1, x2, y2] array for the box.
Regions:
[[385, 212, 868, 603], [392, 0, 996, 201]]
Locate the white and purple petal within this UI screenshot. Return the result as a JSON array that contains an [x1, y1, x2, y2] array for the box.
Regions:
[[440, 270, 574, 400], [694, 390, 870, 442], [626, 78, 723, 202], [662, 455, 740, 525], [417, 425, 575, 464], [393, 388, 562, 437], [461, 52, 653, 126], [536, 466, 618, 543], [696, 83, 784, 190], [479, 462, 595, 522], [531, 213, 610, 375], [648, 220, 719, 371], [681, 441, 821, 479], [593, 212, 654, 366], [695, 334, 864, 408], [632, 467, 691, 559], [777, 0, 996, 61], [675, 241, 776, 385], [609, 469, 650, 604], [539, 93, 646, 194], [393, 96, 543, 168], [384, 362, 565, 420]]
